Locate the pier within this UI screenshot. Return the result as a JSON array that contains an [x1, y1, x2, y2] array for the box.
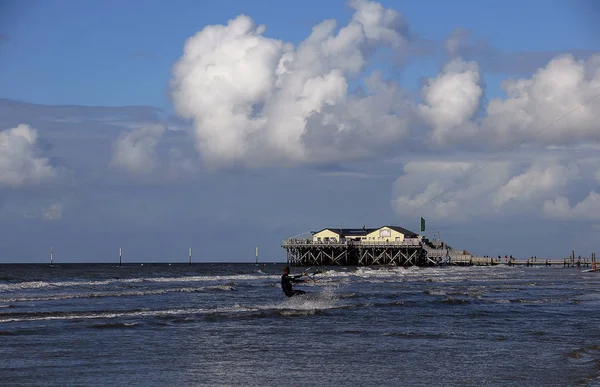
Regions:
[[281, 225, 598, 269], [282, 238, 427, 266], [282, 225, 446, 267]]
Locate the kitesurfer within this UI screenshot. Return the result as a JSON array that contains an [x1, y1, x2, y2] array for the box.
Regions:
[[281, 265, 307, 297]]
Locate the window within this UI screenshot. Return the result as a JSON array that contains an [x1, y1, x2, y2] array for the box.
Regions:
[[379, 229, 391, 237]]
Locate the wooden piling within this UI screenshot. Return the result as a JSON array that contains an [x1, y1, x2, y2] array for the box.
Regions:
[[282, 239, 426, 267]]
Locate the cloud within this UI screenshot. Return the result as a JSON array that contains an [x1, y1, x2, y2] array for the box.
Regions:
[[492, 163, 573, 208], [109, 123, 198, 181], [171, 0, 600, 172], [418, 58, 482, 147], [170, 0, 416, 168], [0, 193, 70, 222], [166, 0, 600, 229], [445, 27, 471, 58], [166, 146, 198, 179], [392, 152, 600, 222], [414, 53, 600, 150], [43, 203, 63, 221], [0, 124, 60, 187], [392, 160, 513, 221], [110, 124, 166, 175], [2, 0, 598, 242], [481, 54, 600, 148], [543, 192, 600, 221], [0, 99, 199, 190]]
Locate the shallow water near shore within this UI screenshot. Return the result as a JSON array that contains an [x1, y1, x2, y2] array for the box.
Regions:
[[1, 263, 599, 386]]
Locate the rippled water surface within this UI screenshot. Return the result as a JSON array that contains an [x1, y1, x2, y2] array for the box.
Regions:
[[1, 263, 599, 386]]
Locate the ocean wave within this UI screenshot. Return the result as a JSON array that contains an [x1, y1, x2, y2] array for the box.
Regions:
[[0, 285, 236, 303], [0, 274, 268, 292], [0, 287, 346, 324], [382, 331, 450, 339], [424, 289, 447, 296], [90, 322, 139, 329], [0, 307, 205, 324], [0, 266, 514, 293]]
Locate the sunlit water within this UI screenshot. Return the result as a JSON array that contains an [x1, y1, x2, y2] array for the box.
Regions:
[[1, 263, 599, 386]]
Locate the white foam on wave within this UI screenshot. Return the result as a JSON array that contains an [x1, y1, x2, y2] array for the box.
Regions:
[[424, 289, 447, 296], [0, 273, 275, 293], [0, 303, 274, 323], [260, 286, 342, 312], [0, 265, 502, 293], [204, 284, 236, 292], [0, 284, 239, 304], [0, 307, 208, 323], [316, 266, 407, 279], [0, 278, 145, 292], [0, 285, 343, 323]]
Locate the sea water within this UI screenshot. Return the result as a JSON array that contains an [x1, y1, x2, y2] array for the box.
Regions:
[[1, 263, 599, 386]]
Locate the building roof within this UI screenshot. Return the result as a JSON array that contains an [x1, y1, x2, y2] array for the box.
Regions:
[[381, 225, 418, 238], [311, 228, 376, 236], [311, 225, 418, 238]]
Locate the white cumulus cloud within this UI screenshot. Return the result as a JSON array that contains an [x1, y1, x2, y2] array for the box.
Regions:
[[392, 160, 513, 221], [0, 124, 59, 187], [110, 124, 166, 175], [492, 162, 574, 208], [164, 0, 600, 226], [170, 0, 415, 168], [418, 58, 483, 146], [482, 54, 600, 148], [170, 0, 600, 170], [543, 192, 600, 221], [392, 153, 600, 222]]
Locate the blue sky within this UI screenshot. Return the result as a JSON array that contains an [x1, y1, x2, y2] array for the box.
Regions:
[[2, 0, 597, 107], [0, 0, 599, 262]]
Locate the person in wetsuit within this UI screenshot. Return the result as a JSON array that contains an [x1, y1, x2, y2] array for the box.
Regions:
[[281, 265, 306, 297]]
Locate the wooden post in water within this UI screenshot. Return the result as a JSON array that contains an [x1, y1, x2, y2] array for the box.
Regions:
[[119, 248, 122, 266], [189, 248, 192, 266]]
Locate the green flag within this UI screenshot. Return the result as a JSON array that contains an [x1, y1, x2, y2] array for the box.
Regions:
[[420, 217, 425, 232]]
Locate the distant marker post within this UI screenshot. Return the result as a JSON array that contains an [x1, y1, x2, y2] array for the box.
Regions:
[[255, 247, 259, 264], [189, 248, 192, 266], [119, 248, 122, 266]]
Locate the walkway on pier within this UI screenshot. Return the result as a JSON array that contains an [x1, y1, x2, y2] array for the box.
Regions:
[[449, 255, 597, 269]]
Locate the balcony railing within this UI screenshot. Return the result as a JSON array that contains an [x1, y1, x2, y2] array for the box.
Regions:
[[282, 238, 422, 247]]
